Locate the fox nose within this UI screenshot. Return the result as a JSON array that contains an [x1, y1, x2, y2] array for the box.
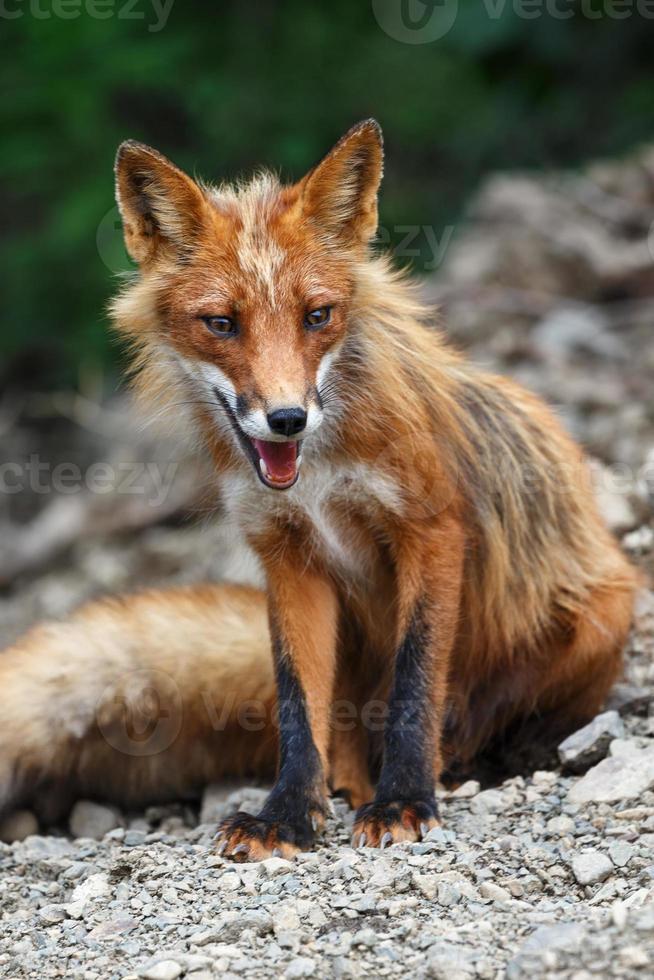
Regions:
[[267, 407, 307, 438]]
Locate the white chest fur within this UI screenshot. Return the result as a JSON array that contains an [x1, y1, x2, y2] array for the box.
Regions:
[[220, 460, 404, 579]]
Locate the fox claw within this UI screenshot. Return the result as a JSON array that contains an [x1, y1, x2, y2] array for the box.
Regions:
[[352, 799, 440, 848]]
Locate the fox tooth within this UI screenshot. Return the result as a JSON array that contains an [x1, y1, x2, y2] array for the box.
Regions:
[[259, 458, 269, 479], [297, 454, 303, 469]]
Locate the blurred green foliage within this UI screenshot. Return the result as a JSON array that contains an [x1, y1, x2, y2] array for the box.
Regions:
[[1, 0, 653, 386]]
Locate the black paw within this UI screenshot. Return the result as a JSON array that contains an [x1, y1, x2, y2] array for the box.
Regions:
[[215, 807, 325, 862], [351, 798, 439, 848]]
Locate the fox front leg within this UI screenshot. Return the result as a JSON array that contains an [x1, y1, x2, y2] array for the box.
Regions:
[[217, 567, 338, 861], [352, 518, 464, 848]]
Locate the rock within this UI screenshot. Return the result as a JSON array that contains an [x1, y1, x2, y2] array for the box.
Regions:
[[426, 942, 475, 978], [260, 856, 295, 877], [609, 738, 646, 758], [567, 747, 654, 804], [606, 683, 651, 716], [532, 307, 620, 363], [124, 830, 147, 847], [470, 789, 505, 814], [546, 815, 576, 837], [521, 922, 587, 954], [352, 927, 377, 948], [140, 961, 183, 980], [413, 872, 438, 900], [623, 526, 654, 555], [69, 801, 122, 839], [572, 850, 614, 885], [558, 711, 624, 772], [86, 916, 138, 941], [16, 835, 74, 860], [0, 810, 39, 843], [437, 882, 461, 907], [451, 780, 480, 798], [70, 872, 110, 905], [38, 905, 68, 924], [593, 464, 638, 534], [609, 841, 634, 868], [285, 957, 315, 978], [273, 905, 301, 933], [479, 881, 511, 905]]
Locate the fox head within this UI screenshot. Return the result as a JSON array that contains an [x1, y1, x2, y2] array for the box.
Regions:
[[113, 121, 384, 491]]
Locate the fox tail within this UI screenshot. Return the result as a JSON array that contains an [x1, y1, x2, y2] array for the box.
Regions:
[[0, 583, 278, 825]]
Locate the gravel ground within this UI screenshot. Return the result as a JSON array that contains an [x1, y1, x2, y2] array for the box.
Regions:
[[3, 671, 654, 980], [1, 147, 654, 978]]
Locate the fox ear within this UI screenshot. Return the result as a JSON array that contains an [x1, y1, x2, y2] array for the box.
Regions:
[[300, 119, 384, 248], [115, 141, 208, 264]]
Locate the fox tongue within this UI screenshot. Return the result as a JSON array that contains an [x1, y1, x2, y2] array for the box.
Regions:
[[254, 439, 298, 485]]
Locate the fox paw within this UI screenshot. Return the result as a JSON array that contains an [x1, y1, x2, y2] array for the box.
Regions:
[[215, 809, 324, 862], [351, 798, 440, 848]]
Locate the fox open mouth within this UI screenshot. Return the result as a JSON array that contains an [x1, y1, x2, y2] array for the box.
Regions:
[[213, 388, 301, 490], [249, 438, 301, 490]]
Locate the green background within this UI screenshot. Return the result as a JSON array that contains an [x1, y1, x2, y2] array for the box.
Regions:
[[2, 0, 653, 387]]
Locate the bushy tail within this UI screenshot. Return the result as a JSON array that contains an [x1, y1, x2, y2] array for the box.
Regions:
[[0, 584, 278, 824]]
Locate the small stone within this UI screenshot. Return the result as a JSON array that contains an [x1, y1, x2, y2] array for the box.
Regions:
[[124, 830, 147, 847], [609, 841, 634, 868], [70, 872, 110, 905], [612, 902, 628, 930], [426, 942, 474, 979], [0, 810, 39, 843], [622, 526, 654, 554], [470, 789, 505, 814], [558, 711, 624, 773], [260, 856, 295, 877], [437, 882, 461, 907], [285, 957, 315, 978], [521, 922, 587, 954], [479, 882, 511, 905], [546, 815, 576, 837], [87, 916, 138, 941], [140, 961, 183, 980], [606, 683, 651, 716], [274, 905, 301, 933], [451, 780, 480, 798], [620, 946, 649, 968], [567, 747, 654, 805], [572, 850, 614, 886], [220, 872, 240, 891], [352, 927, 377, 948], [413, 873, 438, 900], [69, 801, 122, 840], [38, 905, 68, 924]]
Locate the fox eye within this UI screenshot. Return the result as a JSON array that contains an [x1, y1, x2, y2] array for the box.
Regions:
[[304, 306, 332, 331], [202, 315, 238, 337]]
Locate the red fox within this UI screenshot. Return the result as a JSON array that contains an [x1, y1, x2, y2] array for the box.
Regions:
[[1, 121, 638, 859]]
